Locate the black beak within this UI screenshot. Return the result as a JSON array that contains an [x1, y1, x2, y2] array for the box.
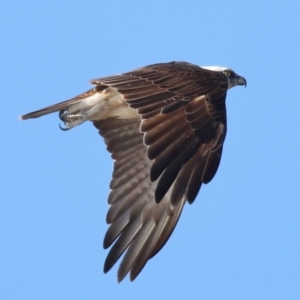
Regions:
[[236, 76, 247, 87]]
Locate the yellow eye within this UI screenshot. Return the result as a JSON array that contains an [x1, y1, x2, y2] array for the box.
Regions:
[[223, 70, 231, 77]]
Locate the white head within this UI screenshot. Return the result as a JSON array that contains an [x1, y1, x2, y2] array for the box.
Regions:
[[201, 66, 229, 72], [201, 66, 247, 89]]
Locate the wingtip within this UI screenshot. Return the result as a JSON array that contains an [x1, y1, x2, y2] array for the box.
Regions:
[[117, 272, 125, 283]]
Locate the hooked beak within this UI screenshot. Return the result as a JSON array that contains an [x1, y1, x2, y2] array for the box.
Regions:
[[236, 75, 247, 87]]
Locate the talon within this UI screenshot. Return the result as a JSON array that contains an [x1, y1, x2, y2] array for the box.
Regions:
[[58, 111, 85, 131], [59, 110, 67, 121], [58, 110, 69, 131], [59, 123, 69, 131]]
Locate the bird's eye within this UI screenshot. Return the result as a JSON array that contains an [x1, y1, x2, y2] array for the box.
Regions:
[[223, 70, 231, 77]]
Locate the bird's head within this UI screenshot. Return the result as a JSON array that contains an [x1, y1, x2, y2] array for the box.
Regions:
[[201, 66, 247, 89]]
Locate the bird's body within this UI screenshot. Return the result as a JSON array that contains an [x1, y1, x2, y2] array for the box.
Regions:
[[20, 61, 246, 282]]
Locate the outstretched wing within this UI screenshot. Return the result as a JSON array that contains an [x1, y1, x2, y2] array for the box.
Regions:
[[92, 62, 228, 281]]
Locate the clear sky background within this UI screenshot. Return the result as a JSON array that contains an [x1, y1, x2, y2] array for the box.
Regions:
[[1, 1, 300, 299]]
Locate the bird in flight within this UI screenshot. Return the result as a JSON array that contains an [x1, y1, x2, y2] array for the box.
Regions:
[[20, 61, 246, 282]]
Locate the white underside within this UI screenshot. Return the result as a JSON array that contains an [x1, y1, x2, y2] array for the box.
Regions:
[[64, 88, 138, 129]]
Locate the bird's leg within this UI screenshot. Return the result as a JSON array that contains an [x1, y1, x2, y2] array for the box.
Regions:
[[58, 110, 87, 131]]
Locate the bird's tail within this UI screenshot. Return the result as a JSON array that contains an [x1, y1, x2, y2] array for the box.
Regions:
[[19, 88, 96, 120]]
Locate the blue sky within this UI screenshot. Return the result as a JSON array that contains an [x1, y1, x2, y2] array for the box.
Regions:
[[1, 0, 300, 299]]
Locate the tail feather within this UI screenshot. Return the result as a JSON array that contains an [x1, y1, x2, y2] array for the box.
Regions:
[[19, 88, 95, 120]]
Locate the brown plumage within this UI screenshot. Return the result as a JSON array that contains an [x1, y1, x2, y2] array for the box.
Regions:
[[20, 61, 246, 282]]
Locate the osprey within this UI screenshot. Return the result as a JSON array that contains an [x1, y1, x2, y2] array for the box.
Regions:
[[20, 61, 246, 282]]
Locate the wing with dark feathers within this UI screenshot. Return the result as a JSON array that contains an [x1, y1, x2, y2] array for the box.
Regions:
[[92, 62, 228, 204], [93, 62, 228, 281], [94, 118, 186, 282]]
